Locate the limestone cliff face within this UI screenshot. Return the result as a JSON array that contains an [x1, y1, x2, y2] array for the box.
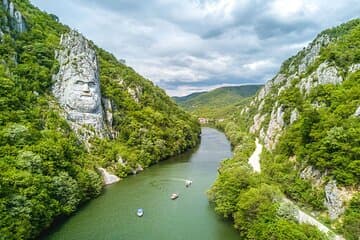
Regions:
[[242, 26, 360, 221], [249, 34, 345, 152], [1, 0, 26, 34], [298, 62, 343, 94], [52, 30, 108, 141], [298, 34, 330, 73], [263, 104, 285, 150]]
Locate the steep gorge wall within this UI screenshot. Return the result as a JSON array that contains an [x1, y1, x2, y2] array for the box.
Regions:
[[244, 21, 360, 223]]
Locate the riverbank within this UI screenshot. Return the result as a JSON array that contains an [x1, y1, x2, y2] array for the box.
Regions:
[[246, 138, 343, 240], [42, 128, 240, 240]]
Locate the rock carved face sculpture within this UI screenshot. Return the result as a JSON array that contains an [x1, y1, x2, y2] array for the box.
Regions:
[[52, 31, 107, 140], [62, 60, 101, 113], [53, 31, 102, 114]]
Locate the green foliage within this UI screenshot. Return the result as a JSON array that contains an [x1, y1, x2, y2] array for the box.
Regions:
[[342, 193, 360, 240], [173, 85, 262, 119], [92, 47, 200, 170], [0, 0, 200, 239], [208, 163, 257, 217], [207, 18, 360, 239]]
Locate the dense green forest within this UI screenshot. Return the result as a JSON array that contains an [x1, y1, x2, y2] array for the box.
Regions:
[[173, 85, 262, 119], [208, 19, 360, 239], [0, 1, 200, 239]]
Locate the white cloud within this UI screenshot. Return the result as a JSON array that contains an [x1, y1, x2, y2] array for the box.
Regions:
[[244, 59, 275, 71], [30, 0, 360, 96]]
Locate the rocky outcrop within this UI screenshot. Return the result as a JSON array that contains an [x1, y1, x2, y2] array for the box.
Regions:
[[127, 86, 142, 103], [290, 108, 299, 124], [300, 166, 324, 186], [102, 98, 113, 127], [2, 0, 8, 8], [1, 0, 26, 33], [250, 113, 266, 133], [299, 62, 343, 94], [131, 164, 144, 175], [316, 62, 342, 85], [281, 197, 343, 239], [298, 34, 330, 73], [8, 1, 13, 16], [349, 63, 360, 73], [98, 168, 120, 185], [257, 74, 286, 102], [324, 181, 345, 220], [52, 30, 107, 141], [14, 10, 25, 32], [263, 105, 285, 150], [354, 106, 360, 117]]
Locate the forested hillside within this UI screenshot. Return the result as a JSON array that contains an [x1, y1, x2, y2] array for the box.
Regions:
[[173, 85, 262, 119], [208, 19, 360, 239], [0, 0, 200, 239]]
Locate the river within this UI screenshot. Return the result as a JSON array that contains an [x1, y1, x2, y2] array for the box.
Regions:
[[43, 128, 240, 240]]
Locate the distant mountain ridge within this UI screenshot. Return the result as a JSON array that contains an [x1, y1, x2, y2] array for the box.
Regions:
[[173, 85, 263, 119]]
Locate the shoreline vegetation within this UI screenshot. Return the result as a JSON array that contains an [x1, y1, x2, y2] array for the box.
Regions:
[[0, 1, 200, 239]]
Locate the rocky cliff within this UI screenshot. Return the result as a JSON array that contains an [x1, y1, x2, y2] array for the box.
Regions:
[[0, 1, 200, 238], [241, 19, 360, 235], [52, 30, 108, 141], [1, 0, 26, 35]]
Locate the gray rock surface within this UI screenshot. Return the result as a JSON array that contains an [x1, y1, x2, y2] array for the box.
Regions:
[[102, 98, 113, 127], [127, 86, 142, 103], [298, 62, 342, 94], [264, 105, 284, 150], [324, 181, 345, 220], [52, 30, 106, 140], [349, 63, 360, 73], [354, 106, 360, 117], [131, 164, 144, 175], [1, 1, 26, 33], [250, 113, 266, 134], [316, 62, 342, 85], [298, 34, 330, 73], [300, 166, 323, 186], [98, 168, 120, 185], [8, 1, 13, 17], [290, 108, 299, 124], [2, 0, 8, 9], [14, 10, 25, 32]]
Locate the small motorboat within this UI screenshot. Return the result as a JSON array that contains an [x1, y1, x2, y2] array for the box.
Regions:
[[137, 208, 144, 217], [185, 180, 192, 188], [170, 193, 179, 200]]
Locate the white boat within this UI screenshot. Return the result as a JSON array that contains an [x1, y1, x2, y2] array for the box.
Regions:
[[137, 208, 144, 217], [170, 193, 179, 200], [185, 180, 192, 187]]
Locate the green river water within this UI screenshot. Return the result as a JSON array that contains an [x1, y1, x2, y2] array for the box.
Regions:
[[43, 127, 240, 240]]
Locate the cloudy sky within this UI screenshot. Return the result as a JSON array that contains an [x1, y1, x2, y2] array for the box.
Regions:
[[31, 0, 359, 96]]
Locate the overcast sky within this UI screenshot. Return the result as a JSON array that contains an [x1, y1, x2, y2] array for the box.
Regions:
[[31, 0, 359, 96]]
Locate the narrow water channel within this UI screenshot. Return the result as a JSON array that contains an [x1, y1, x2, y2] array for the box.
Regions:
[[43, 128, 240, 240]]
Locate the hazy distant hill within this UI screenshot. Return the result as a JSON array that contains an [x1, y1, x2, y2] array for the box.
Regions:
[[173, 85, 263, 118], [172, 91, 207, 104]]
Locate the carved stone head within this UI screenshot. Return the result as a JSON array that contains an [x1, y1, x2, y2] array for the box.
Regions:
[[53, 31, 101, 114], [61, 56, 101, 113]]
